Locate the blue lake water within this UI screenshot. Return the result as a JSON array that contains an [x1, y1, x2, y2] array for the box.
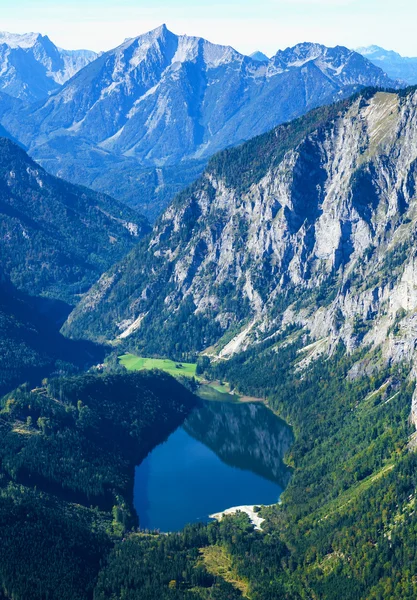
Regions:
[[134, 400, 293, 532]]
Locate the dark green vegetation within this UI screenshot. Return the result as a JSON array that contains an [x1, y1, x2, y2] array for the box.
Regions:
[[95, 339, 417, 599], [0, 137, 149, 304], [0, 371, 198, 600], [0, 270, 103, 395], [94, 515, 278, 600]]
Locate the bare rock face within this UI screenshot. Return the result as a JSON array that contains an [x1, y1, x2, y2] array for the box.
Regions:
[[65, 88, 417, 395]]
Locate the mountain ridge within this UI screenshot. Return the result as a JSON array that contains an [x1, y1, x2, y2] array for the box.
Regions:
[[357, 45, 417, 85], [0, 26, 401, 219]]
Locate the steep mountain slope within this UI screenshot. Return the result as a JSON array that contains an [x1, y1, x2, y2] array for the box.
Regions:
[[357, 45, 417, 85], [0, 137, 149, 304], [2, 26, 399, 218], [0, 32, 96, 102], [0, 269, 103, 395], [64, 87, 417, 374]]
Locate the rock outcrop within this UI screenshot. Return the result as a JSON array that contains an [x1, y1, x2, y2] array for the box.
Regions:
[[64, 88, 417, 390]]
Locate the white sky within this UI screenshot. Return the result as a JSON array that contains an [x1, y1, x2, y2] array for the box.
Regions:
[[0, 0, 415, 57]]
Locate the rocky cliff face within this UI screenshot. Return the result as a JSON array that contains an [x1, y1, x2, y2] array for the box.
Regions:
[[64, 88, 417, 389]]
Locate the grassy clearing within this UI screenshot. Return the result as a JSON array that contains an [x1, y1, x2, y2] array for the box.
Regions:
[[197, 384, 239, 403], [119, 353, 247, 402], [119, 354, 198, 378], [199, 546, 250, 597], [119, 354, 263, 405]]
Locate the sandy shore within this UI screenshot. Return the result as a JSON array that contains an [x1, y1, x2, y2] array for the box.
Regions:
[[209, 505, 269, 530]]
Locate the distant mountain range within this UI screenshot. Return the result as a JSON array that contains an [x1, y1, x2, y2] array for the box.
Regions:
[[0, 31, 97, 102], [357, 45, 417, 85], [0, 25, 400, 220]]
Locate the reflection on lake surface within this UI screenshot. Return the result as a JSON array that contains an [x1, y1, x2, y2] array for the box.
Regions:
[[134, 400, 293, 532]]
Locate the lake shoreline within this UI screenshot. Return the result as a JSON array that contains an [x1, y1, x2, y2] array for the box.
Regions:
[[209, 504, 274, 531]]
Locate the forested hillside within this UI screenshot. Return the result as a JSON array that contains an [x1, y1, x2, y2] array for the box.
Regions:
[[0, 371, 198, 599], [0, 137, 149, 304], [0, 269, 103, 395], [91, 339, 417, 599]]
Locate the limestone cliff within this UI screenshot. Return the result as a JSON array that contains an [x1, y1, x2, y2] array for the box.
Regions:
[[64, 88, 417, 408]]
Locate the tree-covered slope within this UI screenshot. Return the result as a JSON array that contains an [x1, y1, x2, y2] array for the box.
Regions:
[[0, 371, 198, 600], [0, 269, 103, 395], [90, 340, 417, 600], [0, 137, 149, 304]]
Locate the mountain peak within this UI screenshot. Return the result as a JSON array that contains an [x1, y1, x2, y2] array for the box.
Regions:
[[155, 23, 169, 35], [7, 33, 399, 219], [274, 41, 351, 67], [0, 31, 43, 49], [356, 44, 386, 55], [250, 51, 269, 62], [127, 23, 171, 45], [356, 45, 402, 59], [0, 31, 97, 99], [114, 25, 241, 70]]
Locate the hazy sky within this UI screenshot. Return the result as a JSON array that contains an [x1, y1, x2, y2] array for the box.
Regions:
[[0, 0, 415, 57]]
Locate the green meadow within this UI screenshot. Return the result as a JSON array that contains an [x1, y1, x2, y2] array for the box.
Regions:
[[118, 353, 240, 402], [119, 354, 198, 378]]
